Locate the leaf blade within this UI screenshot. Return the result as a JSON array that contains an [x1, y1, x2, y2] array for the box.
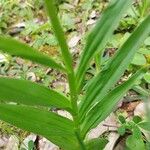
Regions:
[[0, 77, 71, 111], [0, 104, 78, 149], [76, 0, 132, 91], [81, 67, 147, 137], [0, 37, 65, 71], [79, 15, 150, 120]]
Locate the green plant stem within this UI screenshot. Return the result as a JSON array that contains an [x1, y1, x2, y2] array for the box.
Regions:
[[68, 72, 86, 150], [94, 52, 102, 74], [45, 0, 73, 72], [44, 0, 86, 149]]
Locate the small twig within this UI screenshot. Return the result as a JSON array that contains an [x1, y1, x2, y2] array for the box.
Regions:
[[103, 123, 119, 128]]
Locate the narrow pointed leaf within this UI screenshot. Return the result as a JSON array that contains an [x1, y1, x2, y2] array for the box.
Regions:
[[0, 77, 71, 111], [0, 37, 65, 71], [81, 67, 147, 137], [0, 104, 79, 149], [133, 86, 150, 97], [79, 15, 150, 120], [76, 0, 132, 91]]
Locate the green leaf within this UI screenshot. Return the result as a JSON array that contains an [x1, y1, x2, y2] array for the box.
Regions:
[[79, 15, 150, 121], [138, 122, 150, 131], [133, 116, 142, 124], [126, 135, 145, 150], [61, 13, 75, 30], [118, 126, 126, 136], [146, 141, 150, 150], [81, 68, 147, 137], [133, 126, 142, 139], [0, 37, 65, 71], [76, 0, 132, 91], [0, 104, 79, 150], [131, 53, 147, 66], [44, 0, 73, 72], [133, 86, 150, 97], [138, 48, 150, 55], [85, 138, 108, 150], [144, 37, 150, 46], [144, 73, 150, 83], [28, 140, 35, 150], [118, 115, 126, 124], [0, 77, 71, 111]]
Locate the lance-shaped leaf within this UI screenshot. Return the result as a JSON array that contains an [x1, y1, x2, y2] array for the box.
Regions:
[[79, 15, 150, 121], [133, 86, 150, 97], [81, 67, 148, 137], [0, 104, 79, 149], [76, 0, 132, 91], [0, 77, 71, 111], [85, 138, 108, 150], [0, 37, 65, 71]]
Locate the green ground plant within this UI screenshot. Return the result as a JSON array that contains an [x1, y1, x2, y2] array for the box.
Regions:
[[136, 0, 150, 18], [0, 0, 150, 149], [118, 115, 150, 149]]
